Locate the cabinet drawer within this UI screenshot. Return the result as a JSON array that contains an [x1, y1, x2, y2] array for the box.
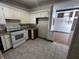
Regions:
[[25, 30, 28, 40], [5, 38, 12, 49], [1, 36, 7, 51], [1, 35, 12, 51]]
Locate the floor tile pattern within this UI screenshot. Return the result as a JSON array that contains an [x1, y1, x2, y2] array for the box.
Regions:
[[3, 38, 69, 59]]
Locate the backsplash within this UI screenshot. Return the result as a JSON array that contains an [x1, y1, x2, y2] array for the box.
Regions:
[[20, 24, 37, 29]]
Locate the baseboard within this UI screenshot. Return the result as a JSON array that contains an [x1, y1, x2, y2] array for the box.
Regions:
[[38, 36, 53, 42], [3, 47, 13, 53]]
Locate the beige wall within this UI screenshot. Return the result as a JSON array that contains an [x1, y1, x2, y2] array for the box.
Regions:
[[30, 4, 51, 24], [30, 10, 49, 24]]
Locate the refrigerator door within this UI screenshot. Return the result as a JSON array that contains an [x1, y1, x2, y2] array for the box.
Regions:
[[53, 10, 75, 33]]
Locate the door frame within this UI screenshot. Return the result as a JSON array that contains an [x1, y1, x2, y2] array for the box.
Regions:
[[36, 17, 48, 24], [36, 17, 49, 39]]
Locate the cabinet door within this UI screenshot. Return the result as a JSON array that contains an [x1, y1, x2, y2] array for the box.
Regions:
[[3, 7, 22, 19], [1, 36, 7, 51], [0, 8, 6, 24], [4, 35, 12, 49], [24, 30, 28, 40], [5, 39, 12, 49], [0, 8, 3, 19], [3, 8, 16, 19]]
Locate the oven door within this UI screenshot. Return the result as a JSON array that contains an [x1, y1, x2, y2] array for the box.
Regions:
[[11, 30, 25, 44]]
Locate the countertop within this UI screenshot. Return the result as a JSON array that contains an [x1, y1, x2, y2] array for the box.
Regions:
[[21, 27, 38, 30], [20, 24, 38, 30], [0, 31, 10, 36], [0, 51, 4, 59]]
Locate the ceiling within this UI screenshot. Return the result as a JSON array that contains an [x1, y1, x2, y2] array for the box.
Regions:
[[0, 0, 53, 10]]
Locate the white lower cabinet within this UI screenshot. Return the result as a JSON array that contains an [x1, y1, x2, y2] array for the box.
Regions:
[[1, 34, 12, 51], [5, 38, 12, 50], [23, 30, 28, 40], [1, 36, 7, 51]]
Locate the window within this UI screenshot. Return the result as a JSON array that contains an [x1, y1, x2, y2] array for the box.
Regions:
[[69, 12, 73, 17], [57, 13, 64, 18], [75, 11, 79, 17]]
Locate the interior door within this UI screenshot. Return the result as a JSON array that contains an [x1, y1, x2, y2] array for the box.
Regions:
[[38, 18, 48, 39]]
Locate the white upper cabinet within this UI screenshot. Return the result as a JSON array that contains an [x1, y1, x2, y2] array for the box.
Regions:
[[3, 7, 30, 24], [0, 7, 6, 24], [3, 8, 20, 19]]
